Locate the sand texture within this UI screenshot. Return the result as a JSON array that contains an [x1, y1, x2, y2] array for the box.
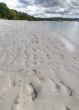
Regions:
[[0, 20, 79, 110]]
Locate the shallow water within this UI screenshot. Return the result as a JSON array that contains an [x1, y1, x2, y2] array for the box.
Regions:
[[45, 21, 79, 52], [47, 21, 79, 46]]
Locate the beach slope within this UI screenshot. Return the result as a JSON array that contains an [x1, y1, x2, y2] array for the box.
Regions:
[[0, 20, 79, 110]]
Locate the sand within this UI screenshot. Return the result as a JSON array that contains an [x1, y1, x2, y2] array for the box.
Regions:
[[0, 20, 79, 110]]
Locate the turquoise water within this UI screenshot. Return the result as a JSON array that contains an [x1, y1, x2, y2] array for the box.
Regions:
[[47, 21, 79, 47]]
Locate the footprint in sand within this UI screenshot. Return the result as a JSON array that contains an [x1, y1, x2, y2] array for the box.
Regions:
[[11, 83, 37, 110], [32, 69, 41, 78], [33, 55, 37, 64], [33, 69, 38, 75], [38, 76, 45, 82], [32, 48, 37, 52], [50, 78, 60, 93], [49, 78, 72, 96], [33, 61, 37, 65], [11, 96, 19, 110], [34, 55, 37, 60], [65, 105, 71, 110], [35, 40, 39, 43], [35, 37, 38, 42], [47, 54, 50, 59], [26, 83, 37, 101], [59, 81, 72, 96]]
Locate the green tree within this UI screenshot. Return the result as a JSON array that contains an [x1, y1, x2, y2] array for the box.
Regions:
[[0, 3, 11, 19]]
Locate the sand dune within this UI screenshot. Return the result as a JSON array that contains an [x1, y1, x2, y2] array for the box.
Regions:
[[0, 20, 79, 110]]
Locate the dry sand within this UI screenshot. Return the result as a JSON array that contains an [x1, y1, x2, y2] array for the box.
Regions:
[[0, 20, 79, 110]]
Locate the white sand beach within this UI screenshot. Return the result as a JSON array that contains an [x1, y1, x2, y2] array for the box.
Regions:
[[0, 20, 79, 110]]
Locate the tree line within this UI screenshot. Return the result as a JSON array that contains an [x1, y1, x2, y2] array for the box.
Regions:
[[0, 2, 36, 20]]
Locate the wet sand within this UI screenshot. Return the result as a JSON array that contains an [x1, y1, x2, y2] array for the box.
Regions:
[[0, 20, 79, 110]]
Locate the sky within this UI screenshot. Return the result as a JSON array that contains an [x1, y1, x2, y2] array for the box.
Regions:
[[0, 0, 79, 18]]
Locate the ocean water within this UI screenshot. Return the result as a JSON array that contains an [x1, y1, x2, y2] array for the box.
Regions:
[[45, 21, 79, 52]]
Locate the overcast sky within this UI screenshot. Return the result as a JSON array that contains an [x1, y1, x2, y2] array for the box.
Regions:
[[0, 0, 79, 18]]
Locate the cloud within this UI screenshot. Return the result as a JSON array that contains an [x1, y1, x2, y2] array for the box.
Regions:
[[0, 0, 79, 17], [18, 0, 79, 17], [0, 0, 19, 8], [0, 0, 27, 12]]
